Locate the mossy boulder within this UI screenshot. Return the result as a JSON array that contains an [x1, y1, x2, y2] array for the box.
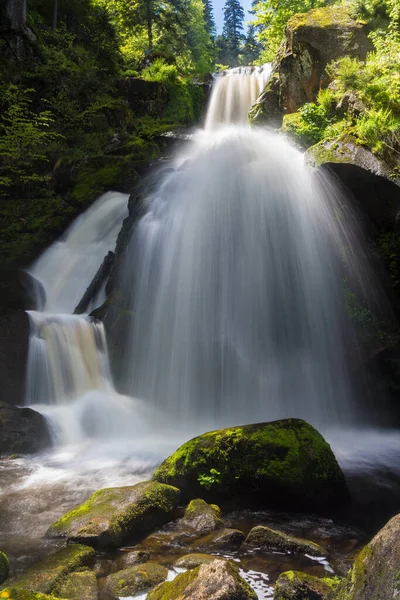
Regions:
[[250, 6, 372, 127], [153, 419, 348, 512], [105, 562, 167, 598], [0, 552, 9, 585], [1, 545, 95, 595], [198, 528, 245, 549], [274, 571, 340, 599], [46, 481, 180, 548], [245, 526, 326, 557], [331, 512, 400, 600], [114, 550, 151, 571], [147, 559, 257, 600], [175, 554, 224, 569], [56, 571, 97, 600], [181, 499, 223, 534], [0, 401, 51, 454], [0, 589, 67, 600]]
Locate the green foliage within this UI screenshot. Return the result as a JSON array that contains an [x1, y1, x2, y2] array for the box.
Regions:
[[197, 469, 222, 489], [0, 83, 61, 196], [251, 0, 327, 61]]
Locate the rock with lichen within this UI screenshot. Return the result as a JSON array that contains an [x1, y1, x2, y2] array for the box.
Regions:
[[147, 559, 257, 600], [153, 419, 348, 512], [180, 499, 223, 534], [245, 526, 326, 557], [250, 6, 372, 127], [46, 481, 180, 548], [274, 571, 340, 599], [105, 562, 167, 598], [56, 571, 98, 600]]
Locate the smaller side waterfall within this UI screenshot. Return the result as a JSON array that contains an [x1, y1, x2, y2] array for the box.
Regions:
[[205, 65, 271, 130]]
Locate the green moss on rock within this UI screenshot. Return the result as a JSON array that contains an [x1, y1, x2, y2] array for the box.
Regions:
[[46, 481, 180, 548], [153, 419, 348, 512], [274, 570, 341, 600], [0, 589, 67, 600], [287, 6, 362, 31], [105, 562, 167, 598], [245, 526, 326, 557], [174, 554, 223, 569], [181, 499, 223, 533], [56, 571, 97, 600], [0, 546, 95, 595], [147, 559, 257, 600], [0, 553, 9, 586]]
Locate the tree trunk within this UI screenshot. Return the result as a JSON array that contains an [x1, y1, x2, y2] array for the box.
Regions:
[[146, 0, 153, 50], [2, 0, 27, 32]]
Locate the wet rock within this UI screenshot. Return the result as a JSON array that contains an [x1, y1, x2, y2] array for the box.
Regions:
[[274, 571, 340, 599], [147, 559, 257, 600], [0, 551, 9, 585], [331, 512, 400, 600], [56, 571, 98, 600], [153, 419, 348, 512], [0, 401, 51, 454], [250, 6, 372, 126], [1, 545, 95, 595], [46, 481, 180, 548], [0, 310, 30, 407], [175, 553, 224, 569], [198, 528, 245, 549], [0, 590, 67, 600], [244, 526, 326, 557], [181, 499, 223, 533], [105, 562, 167, 598], [115, 550, 151, 571]]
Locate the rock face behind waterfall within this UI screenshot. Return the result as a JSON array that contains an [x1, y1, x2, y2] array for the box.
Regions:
[[250, 6, 372, 127], [153, 419, 348, 512]]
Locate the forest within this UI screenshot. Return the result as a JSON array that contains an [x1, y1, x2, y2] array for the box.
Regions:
[[1, 0, 400, 599]]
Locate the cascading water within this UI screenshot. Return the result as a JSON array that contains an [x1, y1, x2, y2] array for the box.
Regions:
[[119, 67, 365, 429]]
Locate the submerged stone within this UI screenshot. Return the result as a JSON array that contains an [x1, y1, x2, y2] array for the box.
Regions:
[[147, 559, 257, 600], [105, 562, 167, 598], [153, 419, 348, 512], [245, 526, 326, 557], [46, 481, 180, 548], [56, 571, 97, 600], [1, 545, 95, 595], [274, 571, 340, 599], [0, 552, 9, 586], [331, 512, 400, 600], [198, 528, 245, 549]]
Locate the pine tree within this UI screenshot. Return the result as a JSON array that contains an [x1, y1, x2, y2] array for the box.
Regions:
[[202, 0, 216, 38], [221, 0, 245, 66], [239, 24, 262, 64]]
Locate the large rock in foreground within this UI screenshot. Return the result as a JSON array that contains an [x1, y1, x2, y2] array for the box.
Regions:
[[250, 6, 372, 127], [0, 401, 51, 454], [46, 481, 180, 548], [147, 559, 257, 600], [153, 419, 348, 511], [274, 571, 340, 599], [1, 545, 95, 595], [331, 512, 400, 600]]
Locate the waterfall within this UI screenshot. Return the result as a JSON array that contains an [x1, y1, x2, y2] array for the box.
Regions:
[[117, 67, 366, 429], [24, 191, 131, 446]]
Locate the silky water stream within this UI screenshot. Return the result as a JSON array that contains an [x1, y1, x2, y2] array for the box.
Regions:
[[1, 66, 400, 598]]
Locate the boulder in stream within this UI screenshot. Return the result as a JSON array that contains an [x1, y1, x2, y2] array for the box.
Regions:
[[174, 553, 225, 569], [56, 571, 98, 600], [46, 481, 180, 548], [331, 512, 400, 600], [180, 498, 223, 533], [105, 562, 167, 598], [147, 559, 257, 600], [274, 571, 340, 599], [245, 525, 326, 557], [153, 419, 348, 512], [1, 545, 95, 595], [0, 401, 51, 455]]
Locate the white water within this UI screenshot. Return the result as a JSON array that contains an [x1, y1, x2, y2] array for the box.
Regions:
[[28, 191, 128, 313]]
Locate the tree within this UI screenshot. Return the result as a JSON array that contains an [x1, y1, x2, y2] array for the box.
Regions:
[[221, 0, 245, 66], [202, 0, 216, 37], [239, 24, 262, 64]]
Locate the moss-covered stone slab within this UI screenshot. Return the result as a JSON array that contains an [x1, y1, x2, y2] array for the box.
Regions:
[[56, 571, 97, 600], [153, 419, 348, 512], [46, 481, 180, 548], [105, 562, 167, 598], [181, 499, 223, 534], [147, 559, 257, 600], [331, 512, 400, 600], [0, 589, 67, 600], [1, 546, 95, 595], [274, 571, 340, 599], [0, 553, 9, 586], [175, 554, 224, 569], [245, 526, 326, 557]]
